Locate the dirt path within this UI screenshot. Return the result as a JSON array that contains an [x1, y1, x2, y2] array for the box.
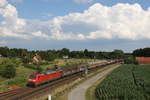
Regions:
[[68, 65, 120, 100]]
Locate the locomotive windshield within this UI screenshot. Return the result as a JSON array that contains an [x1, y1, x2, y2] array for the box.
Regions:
[[29, 74, 36, 79]]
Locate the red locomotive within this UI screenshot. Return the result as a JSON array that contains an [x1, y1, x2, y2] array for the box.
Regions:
[[28, 64, 86, 87], [28, 69, 63, 87]]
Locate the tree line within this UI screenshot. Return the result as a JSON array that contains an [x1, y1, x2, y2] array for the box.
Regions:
[[1, 46, 149, 61], [0, 47, 125, 62], [133, 48, 150, 57], [0, 46, 149, 79]]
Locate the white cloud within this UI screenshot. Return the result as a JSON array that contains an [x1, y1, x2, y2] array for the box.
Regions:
[[0, 0, 8, 7], [50, 3, 150, 40], [0, 0, 29, 39], [0, 0, 150, 41], [32, 31, 49, 39], [73, 0, 92, 3]]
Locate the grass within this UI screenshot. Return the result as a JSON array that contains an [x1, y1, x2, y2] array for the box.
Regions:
[[41, 58, 101, 70], [0, 66, 35, 92], [0, 58, 101, 92], [86, 78, 104, 100], [95, 64, 150, 100]]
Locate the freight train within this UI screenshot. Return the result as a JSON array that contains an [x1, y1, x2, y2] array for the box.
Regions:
[[27, 59, 123, 87]]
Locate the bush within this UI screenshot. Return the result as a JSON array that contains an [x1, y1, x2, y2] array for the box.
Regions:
[[38, 61, 49, 65], [0, 58, 21, 67], [36, 66, 43, 73], [124, 57, 138, 64], [10, 58, 22, 67], [23, 64, 36, 70], [22, 56, 32, 64], [0, 63, 16, 78]]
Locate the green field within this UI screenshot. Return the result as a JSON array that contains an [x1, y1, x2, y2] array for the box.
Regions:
[[95, 64, 150, 100]]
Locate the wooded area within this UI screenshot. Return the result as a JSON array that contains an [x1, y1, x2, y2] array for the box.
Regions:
[[0, 47, 125, 63]]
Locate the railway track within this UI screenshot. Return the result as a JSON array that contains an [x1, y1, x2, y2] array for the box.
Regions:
[[0, 87, 31, 99], [0, 61, 122, 100], [0, 72, 83, 100]]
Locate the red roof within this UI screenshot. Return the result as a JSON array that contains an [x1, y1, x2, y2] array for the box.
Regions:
[[136, 57, 150, 65]]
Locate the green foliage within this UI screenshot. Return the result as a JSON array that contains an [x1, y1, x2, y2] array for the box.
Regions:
[[11, 58, 22, 67], [109, 50, 125, 59], [84, 49, 89, 58], [124, 57, 138, 64], [0, 46, 126, 60], [0, 47, 28, 57], [60, 48, 70, 56], [23, 63, 43, 72], [0, 63, 16, 78], [7, 76, 27, 86], [95, 64, 150, 100], [0, 47, 9, 57], [23, 64, 36, 69], [38, 51, 56, 61], [38, 61, 49, 65], [22, 55, 32, 64], [133, 48, 150, 57], [36, 66, 43, 73]]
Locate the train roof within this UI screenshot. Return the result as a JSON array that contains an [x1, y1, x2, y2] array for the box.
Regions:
[[38, 69, 62, 75]]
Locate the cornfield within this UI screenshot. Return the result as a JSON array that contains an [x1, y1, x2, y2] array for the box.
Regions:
[[96, 64, 150, 100]]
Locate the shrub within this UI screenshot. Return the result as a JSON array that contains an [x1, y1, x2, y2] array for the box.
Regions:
[[22, 56, 32, 64], [124, 57, 138, 64], [38, 61, 49, 65], [23, 64, 36, 69], [36, 66, 43, 73], [11, 58, 22, 67], [23, 63, 43, 72], [0, 63, 16, 78]]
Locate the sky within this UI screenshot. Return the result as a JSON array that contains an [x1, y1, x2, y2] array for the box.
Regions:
[[0, 0, 150, 52]]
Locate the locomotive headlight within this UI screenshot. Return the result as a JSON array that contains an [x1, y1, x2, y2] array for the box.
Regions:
[[29, 79, 36, 82]]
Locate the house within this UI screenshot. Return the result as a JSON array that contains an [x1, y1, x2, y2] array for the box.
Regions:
[[136, 57, 150, 65], [32, 54, 42, 63], [62, 55, 69, 59]]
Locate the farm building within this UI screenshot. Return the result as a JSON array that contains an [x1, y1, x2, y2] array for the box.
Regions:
[[136, 57, 150, 65], [32, 54, 42, 63], [62, 55, 69, 59]]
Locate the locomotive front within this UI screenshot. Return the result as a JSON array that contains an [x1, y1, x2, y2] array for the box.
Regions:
[[27, 73, 38, 86]]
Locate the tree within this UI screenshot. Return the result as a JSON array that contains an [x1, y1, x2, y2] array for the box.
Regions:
[[22, 55, 32, 64], [0, 47, 9, 57], [84, 49, 89, 58], [0, 63, 16, 78], [133, 48, 150, 57], [124, 57, 138, 64], [60, 48, 70, 57], [38, 51, 56, 61], [110, 50, 124, 59]]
